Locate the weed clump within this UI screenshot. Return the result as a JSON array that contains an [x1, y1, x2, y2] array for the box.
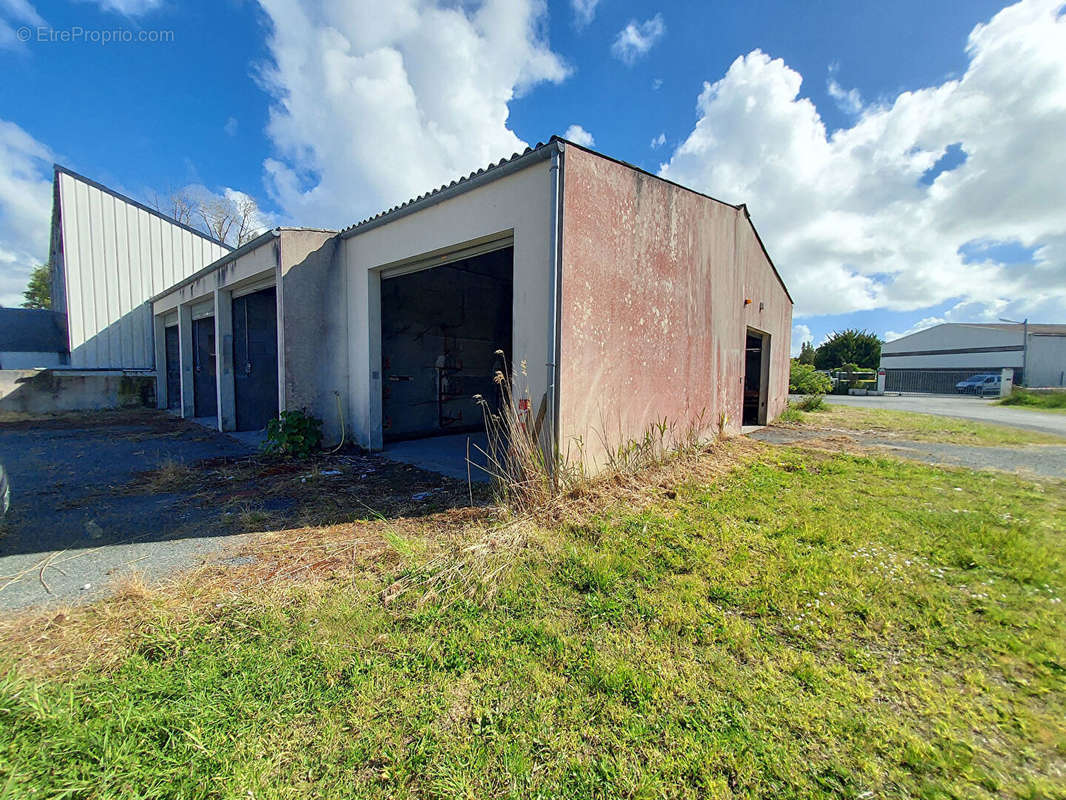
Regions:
[[264, 410, 323, 458]]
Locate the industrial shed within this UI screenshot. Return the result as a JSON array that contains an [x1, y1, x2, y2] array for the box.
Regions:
[[149, 137, 792, 472], [881, 323, 1066, 392], [48, 166, 231, 369]]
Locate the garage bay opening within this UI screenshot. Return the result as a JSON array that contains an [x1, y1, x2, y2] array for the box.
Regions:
[[380, 246, 513, 478]]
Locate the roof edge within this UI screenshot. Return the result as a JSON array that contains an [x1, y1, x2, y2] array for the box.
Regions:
[[53, 164, 235, 251], [340, 141, 560, 239], [148, 228, 280, 303]]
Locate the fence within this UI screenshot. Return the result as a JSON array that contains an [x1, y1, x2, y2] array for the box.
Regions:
[[882, 368, 1018, 395]]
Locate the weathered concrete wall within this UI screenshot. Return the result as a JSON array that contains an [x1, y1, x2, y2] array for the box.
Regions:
[[557, 146, 791, 471], [278, 230, 346, 444], [341, 159, 554, 450], [0, 369, 155, 413]]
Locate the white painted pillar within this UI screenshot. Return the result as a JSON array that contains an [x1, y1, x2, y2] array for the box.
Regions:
[[215, 288, 236, 431], [999, 368, 1014, 398], [178, 303, 195, 418]]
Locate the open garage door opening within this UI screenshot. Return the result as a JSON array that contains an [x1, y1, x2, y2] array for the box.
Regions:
[[743, 329, 770, 426], [380, 246, 513, 464]]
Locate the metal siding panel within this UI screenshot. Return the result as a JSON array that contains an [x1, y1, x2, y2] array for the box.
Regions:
[[58, 175, 85, 364], [115, 199, 135, 367], [99, 189, 118, 366], [77, 180, 99, 365]]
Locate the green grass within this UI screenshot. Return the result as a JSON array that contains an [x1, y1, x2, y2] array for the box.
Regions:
[[998, 389, 1066, 413], [781, 402, 1066, 445], [2, 451, 1065, 798]]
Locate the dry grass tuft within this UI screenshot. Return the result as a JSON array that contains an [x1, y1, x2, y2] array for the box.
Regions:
[[141, 457, 199, 493]]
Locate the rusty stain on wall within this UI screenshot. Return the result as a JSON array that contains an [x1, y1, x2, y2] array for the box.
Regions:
[[557, 146, 792, 471]]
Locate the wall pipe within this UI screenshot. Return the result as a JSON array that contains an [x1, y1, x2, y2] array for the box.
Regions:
[[545, 142, 564, 478]]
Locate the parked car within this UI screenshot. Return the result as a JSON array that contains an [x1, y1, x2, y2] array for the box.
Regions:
[[955, 373, 1000, 395]]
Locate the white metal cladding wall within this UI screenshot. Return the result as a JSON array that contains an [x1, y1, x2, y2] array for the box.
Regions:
[[57, 172, 230, 368]]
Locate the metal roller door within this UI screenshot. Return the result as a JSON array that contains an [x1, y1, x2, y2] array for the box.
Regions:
[[192, 316, 217, 418]]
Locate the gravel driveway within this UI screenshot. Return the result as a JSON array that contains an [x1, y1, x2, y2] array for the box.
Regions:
[[821, 394, 1066, 438], [752, 426, 1066, 478], [0, 411, 254, 612]]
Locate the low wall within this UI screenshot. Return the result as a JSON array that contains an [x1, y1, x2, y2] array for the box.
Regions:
[[0, 369, 156, 413]]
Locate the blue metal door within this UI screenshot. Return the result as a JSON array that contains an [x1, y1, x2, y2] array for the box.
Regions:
[[232, 287, 279, 431], [164, 325, 181, 410], [192, 316, 217, 418]]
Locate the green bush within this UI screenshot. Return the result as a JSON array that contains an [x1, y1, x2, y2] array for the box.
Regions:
[[794, 394, 826, 411], [790, 362, 832, 395], [263, 409, 323, 457]]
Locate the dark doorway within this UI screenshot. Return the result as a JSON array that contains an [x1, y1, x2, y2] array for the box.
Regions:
[[164, 324, 181, 411], [232, 287, 279, 432], [192, 316, 217, 418], [381, 247, 513, 442], [743, 330, 768, 426]]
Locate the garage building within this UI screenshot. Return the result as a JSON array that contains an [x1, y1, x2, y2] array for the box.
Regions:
[[72, 136, 791, 473]]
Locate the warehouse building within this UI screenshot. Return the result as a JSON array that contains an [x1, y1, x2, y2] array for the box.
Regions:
[[880, 322, 1066, 392], [47, 137, 792, 473]]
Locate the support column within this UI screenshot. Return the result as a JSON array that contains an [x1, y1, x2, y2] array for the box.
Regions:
[[214, 289, 236, 431], [178, 303, 195, 418], [152, 313, 167, 410]]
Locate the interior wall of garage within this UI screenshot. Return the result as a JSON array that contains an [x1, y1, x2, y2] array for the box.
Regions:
[[340, 159, 554, 451], [557, 146, 792, 472], [380, 248, 513, 441]]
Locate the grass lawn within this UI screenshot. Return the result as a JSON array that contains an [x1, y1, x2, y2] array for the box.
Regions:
[[1, 443, 1064, 799], [781, 402, 1066, 445], [998, 389, 1066, 414]]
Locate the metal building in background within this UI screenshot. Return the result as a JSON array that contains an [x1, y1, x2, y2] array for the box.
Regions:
[[48, 166, 231, 369], [880, 322, 1066, 392]]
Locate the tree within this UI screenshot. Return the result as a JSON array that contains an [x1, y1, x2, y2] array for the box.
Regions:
[[198, 192, 263, 246], [22, 264, 51, 310], [797, 340, 816, 364], [813, 329, 881, 370], [790, 361, 832, 394], [151, 189, 196, 227]]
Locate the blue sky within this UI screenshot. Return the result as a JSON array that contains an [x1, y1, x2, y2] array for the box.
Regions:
[[2, 0, 1064, 351]]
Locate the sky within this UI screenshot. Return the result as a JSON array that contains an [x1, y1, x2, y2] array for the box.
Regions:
[[1, 0, 1064, 353]]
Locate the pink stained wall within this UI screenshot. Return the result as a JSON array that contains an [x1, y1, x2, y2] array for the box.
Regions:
[[557, 145, 792, 471]]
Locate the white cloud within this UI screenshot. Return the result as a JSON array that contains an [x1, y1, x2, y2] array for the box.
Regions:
[[652, 78, 663, 90], [0, 0, 45, 50], [256, 0, 570, 228], [826, 63, 862, 115], [791, 323, 812, 356], [224, 116, 238, 137], [571, 0, 598, 28], [660, 0, 1066, 325], [611, 13, 665, 64], [80, 0, 162, 15], [650, 132, 666, 149], [563, 124, 594, 146], [0, 118, 53, 307]]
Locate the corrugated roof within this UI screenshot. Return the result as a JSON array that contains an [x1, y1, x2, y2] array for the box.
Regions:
[[0, 308, 68, 353], [969, 323, 1066, 335], [340, 140, 556, 237]]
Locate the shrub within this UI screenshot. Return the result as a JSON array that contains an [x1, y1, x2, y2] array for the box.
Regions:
[[794, 394, 826, 411], [263, 409, 323, 457], [790, 362, 832, 395]]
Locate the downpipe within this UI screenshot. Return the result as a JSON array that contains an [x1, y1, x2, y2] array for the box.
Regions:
[[545, 143, 563, 482]]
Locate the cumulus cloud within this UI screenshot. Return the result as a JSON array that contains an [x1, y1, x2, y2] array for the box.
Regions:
[[0, 0, 45, 49], [0, 118, 53, 306], [563, 124, 595, 146], [791, 323, 812, 356], [826, 63, 862, 115], [80, 0, 162, 15], [611, 13, 665, 64], [650, 132, 666, 149], [571, 0, 598, 28], [660, 0, 1066, 324], [256, 0, 570, 228]]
